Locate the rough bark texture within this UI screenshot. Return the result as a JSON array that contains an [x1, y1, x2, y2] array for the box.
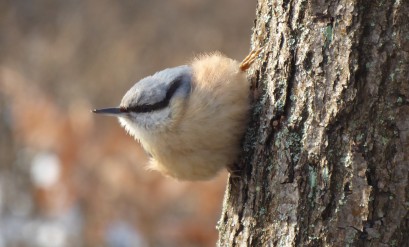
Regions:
[[217, 0, 409, 246]]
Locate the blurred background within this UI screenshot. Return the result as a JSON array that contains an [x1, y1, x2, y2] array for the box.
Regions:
[[0, 1, 255, 246]]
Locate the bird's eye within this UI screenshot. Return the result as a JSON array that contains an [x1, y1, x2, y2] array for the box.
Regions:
[[119, 107, 129, 113]]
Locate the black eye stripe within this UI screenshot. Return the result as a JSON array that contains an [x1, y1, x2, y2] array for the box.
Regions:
[[126, 77, 183, 113]]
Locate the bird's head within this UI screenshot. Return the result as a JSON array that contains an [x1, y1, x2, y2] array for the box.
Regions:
[[93, 65, 192, 136]]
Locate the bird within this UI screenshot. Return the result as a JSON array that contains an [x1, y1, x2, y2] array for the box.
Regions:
[[93, 49, 260, 180]]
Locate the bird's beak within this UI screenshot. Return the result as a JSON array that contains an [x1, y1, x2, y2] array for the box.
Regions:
[[92, 107, 127, 117]]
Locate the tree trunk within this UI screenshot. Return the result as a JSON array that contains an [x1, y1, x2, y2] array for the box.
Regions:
[[217, 0, 409, 246]]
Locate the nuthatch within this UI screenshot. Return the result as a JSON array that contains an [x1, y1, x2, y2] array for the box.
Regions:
[[93, 50, 260, 180]]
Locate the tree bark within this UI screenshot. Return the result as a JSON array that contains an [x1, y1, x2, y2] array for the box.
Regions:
[[217, 0, 409, 246]]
